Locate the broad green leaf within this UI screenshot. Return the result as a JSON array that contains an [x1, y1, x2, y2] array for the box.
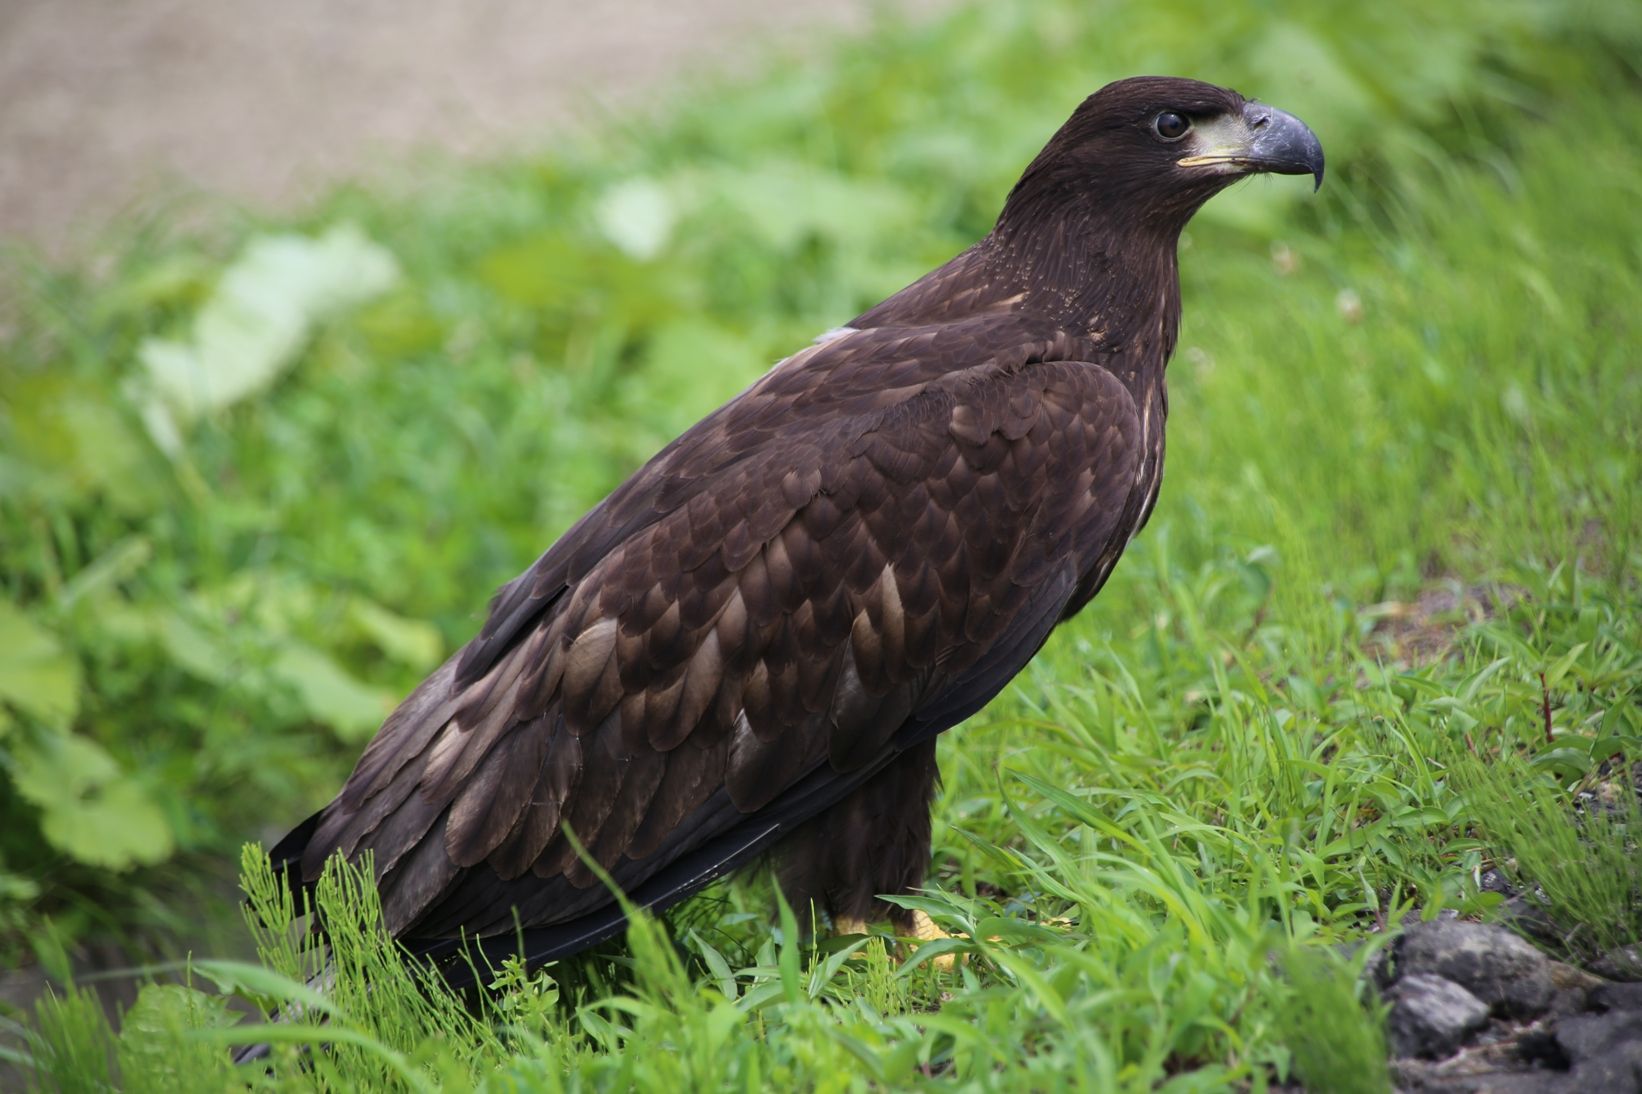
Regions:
[[136, 224, 399, 431], [0, 374, 159, 509], [0, 868, 40, 906], [93, 251, 213, 319], [626, 317, 764, 436], [271, 644, 394, 740], [57, 536, 154, 610], [1600, 692, 1639, 738], [191, 960, 339, 1016], [354, 290, 446, 358], [1530, 747, 1592, 779], [595, 177, 678, 259], [690, 162, 915, 250], [0, 600, 81, 733], [157, 612, 238, 684], [1544, 642, 1589, 689], [11, 734, 174, 869], [478, 232, 615, 306], [117, 984, 238, 1090], [348, 599, 444, 668]]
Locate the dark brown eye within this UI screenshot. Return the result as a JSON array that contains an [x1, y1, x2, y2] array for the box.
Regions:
[[1154, 112, 1190, 140]]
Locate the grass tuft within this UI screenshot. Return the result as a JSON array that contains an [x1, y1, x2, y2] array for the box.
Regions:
[[1270, 947, 1391, 1094], [1455, 751, 1642, 961]]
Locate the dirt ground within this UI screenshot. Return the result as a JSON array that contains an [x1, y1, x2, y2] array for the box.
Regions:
[[0, 0, 946, 257]]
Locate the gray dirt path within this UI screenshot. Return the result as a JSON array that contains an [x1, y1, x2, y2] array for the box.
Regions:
[[0, 0, 946, 256]]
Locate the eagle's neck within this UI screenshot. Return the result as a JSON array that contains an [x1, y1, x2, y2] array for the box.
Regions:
[[986, 204, 1184, 352], [853, 209, 1185, 376]]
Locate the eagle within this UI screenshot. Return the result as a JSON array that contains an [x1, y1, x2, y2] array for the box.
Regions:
[[266, 76, 1323, 983]]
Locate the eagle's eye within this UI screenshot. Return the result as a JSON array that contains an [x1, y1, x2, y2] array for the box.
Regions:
[[1154, 112, 1190, 141]]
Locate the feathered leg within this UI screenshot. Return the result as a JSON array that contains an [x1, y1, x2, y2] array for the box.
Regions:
[[777, 738, 941, 934]]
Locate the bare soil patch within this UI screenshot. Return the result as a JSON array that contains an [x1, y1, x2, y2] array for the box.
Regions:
[[0, 0, 947, 258]]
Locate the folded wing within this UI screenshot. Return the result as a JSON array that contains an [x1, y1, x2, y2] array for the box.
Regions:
[[274, 318, 1145, 966]]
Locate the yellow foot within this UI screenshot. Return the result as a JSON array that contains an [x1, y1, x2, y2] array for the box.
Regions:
[[829, 905, 1041, 973], [908, 910, 951, 943], [907, 910, 962, 971], [830, 911, 962, 971]]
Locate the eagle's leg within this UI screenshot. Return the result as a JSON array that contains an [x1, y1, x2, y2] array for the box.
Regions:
[[778, 738, 941, 938], [832, 911, 949, 943]]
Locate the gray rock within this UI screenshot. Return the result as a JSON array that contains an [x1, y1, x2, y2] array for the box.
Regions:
[[1496, 897, 1562, 948], [1556, 1010, 1642, 1063], [1576, 1042, 1642, 1092], [1388, 974, 1491, 1059], [1390, 1056, 1575, 1093], [1546, 960, 1603, 1015], [1592, 982, 1642, 1011], [1467, 1075, 1578, 1094], [1396, 921, 1554, 1019], [1548, 988, 1594, 1018], [1594, 944, 1642, 982]]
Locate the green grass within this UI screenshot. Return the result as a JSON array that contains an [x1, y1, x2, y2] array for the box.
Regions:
[[3, 0, 1640, 1088], [1272, 948, 1390, 1094], [1456, 748, 1642, 960]]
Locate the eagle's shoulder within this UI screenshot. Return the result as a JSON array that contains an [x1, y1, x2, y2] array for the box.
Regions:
[[458, 316, 1111, 684]]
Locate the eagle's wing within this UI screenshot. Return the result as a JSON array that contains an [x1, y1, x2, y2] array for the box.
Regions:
[[278, 320, 1143, 967]]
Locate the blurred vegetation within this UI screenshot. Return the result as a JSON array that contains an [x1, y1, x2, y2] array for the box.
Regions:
[[2, 0, 1640, 1086]]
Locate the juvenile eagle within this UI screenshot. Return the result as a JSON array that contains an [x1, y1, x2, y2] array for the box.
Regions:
[[267, 76, 1323, 980]]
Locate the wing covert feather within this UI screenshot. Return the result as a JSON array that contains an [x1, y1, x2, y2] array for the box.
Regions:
[[295, 320, 1147, 945]]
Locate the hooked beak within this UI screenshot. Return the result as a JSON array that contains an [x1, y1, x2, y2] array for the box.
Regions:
[[1178, 101, 1325, 191]]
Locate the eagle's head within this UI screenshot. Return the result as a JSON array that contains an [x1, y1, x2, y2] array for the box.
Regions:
[[1001, 76, 1324, 236]]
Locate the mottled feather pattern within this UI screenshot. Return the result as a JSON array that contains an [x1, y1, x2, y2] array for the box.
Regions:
[[295, 319, 1144, 940], [264, 76, 1323, 966]]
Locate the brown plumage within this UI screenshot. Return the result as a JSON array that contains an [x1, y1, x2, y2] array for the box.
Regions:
[[267, 76, 1323, 983]]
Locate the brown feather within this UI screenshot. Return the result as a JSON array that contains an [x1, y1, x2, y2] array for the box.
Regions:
[[262, 75, 1321, 974], [626, 743, 725, 860], [444, 722, 546, 868], [488, 718, 581, 879]]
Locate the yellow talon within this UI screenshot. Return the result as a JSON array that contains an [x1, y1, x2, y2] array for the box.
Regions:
[[827, 906, 965, 965], [908, 910, 963, 971], [909, 910, 951, 943], [830, 911, 964, 971]]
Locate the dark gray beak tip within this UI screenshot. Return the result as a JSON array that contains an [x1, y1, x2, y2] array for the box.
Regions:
[[1245, 101, 1325, 193]]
